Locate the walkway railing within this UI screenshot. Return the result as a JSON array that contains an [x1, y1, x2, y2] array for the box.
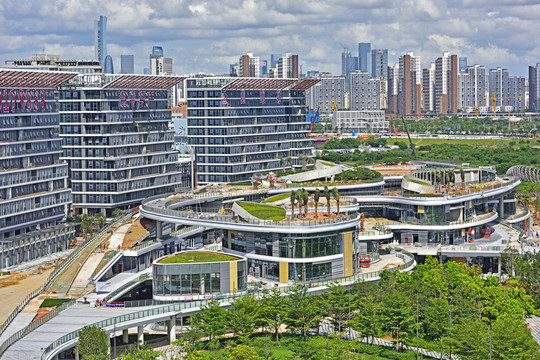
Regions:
[[102, 273, 151, 302], [41, 248, 415, 360], [0, 300, 76, 356]]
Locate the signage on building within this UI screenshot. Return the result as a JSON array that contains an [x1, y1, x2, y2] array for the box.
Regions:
[[0, 89, 48, 114], [119, 90, 155, 110]]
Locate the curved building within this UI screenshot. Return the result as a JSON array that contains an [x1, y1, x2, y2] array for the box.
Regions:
[[152, 250, 247, 301]]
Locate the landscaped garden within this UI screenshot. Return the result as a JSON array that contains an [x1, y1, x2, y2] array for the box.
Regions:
[[159, 251, 240, 264], [236, 201, 286, 221]]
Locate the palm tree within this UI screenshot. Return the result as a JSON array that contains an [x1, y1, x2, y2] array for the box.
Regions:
[[445, 172, 450, 191], [299, 156, 308, 171], [303, 189, 309, 217], [286, 156, 294, 172], [314, 188, 320, 218], [324, 186, 331, 217], [95, 212, 106, 230], [81, 214, 93, 241], [460, 168, 466, 189], [296, 189, 303, 218], [276, 155, 285, 171], [290, 190, 296, 220], [436, 172, 442, 193], [332, 187, 340, 215]]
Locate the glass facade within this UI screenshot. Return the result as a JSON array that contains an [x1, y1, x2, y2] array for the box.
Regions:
[[153, 260, 247, 297]]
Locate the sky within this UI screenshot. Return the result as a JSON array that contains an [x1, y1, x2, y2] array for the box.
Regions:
[[1, 0, 539, 76]]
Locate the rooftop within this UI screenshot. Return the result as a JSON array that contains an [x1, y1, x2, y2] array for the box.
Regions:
[[0, 70, 78, 88], [158, 251, 241, 264]]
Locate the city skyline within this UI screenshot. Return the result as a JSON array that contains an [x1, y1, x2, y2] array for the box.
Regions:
[[0, 1, 538, 76]]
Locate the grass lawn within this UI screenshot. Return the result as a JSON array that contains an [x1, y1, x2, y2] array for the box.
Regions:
[[236, 201, 286, 221], [386, 138, 512, 146], [226, 182, 251, 186], [406, 177, 432, 186], [40, 298, 71, 308], [159, 251, 240, 264], [262, 193, 290, 203]]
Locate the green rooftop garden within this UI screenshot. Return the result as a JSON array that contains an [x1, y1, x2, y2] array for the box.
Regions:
[[262, 193, 290, 203], [159, 251, 240, 264], [40, 298, 71, 308], [236, 201, 286, 221], [405, 177, 433, 186]]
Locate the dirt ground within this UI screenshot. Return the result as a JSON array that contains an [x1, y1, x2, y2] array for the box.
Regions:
[[0, 267, 54, 325]]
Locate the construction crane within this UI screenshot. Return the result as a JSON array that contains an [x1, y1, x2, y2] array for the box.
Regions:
[[326, 101, 340, 112], [400, 115, 417, 160], [484, 92, 525, 128]]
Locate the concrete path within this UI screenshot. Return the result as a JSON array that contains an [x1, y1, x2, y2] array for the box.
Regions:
[[108, 223, 131, 250], [0, 304, 144, 360], [526, 315, 540, 345], [68, 252, 105, 297]]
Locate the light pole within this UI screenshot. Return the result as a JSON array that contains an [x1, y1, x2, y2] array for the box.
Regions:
[[416, 293, 419, 360]]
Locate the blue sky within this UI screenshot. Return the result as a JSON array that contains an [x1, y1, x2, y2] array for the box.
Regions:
[[0, 0, 539, 76]]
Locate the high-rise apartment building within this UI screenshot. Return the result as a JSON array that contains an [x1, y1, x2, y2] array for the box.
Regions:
[[277, 53, 299, 78], [94, 16, 107, 66], [358, 43, 371, 73], [387, 63, 399, 113], [306, 75, 346, 112], [458, 65, 486, 109], [0, 70, 78, 267], [3, 54, 102, 74], [162, 58, 173, 75], [393, 53, 421, 115], [120, 55, 135, 74], [529, 62, 540, 111], [238, 53, 260, 77], [59, 74, 186, 215], [371, 49, 388, 78], [434, 52, 458, 114], [488, 68, 526, 111], [187, 77, 316, 184], [422, 64, 435, 112], [459, 57, 468, 73], [349, 71, 380, 111]]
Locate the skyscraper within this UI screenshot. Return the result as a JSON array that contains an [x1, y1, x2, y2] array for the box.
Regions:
[[162, 58, 173, 74], [387, 63, 399, 113], [270, 54, 282, 69], [277, 53, 299, 78], [459, 57, 468, 73], [260, 60, 268, 76], [358, 43, 371, 73], [395, 52, 421, 115], [489, 68, 526, 111], [94, 16, 107, 66], [529, 63, 540, 111], [434, 52, 458, 114], [150, 46, 168, 75], [422, 64, 435, 111], [120, 55, 135, 74], [0, 70, 77, 267], [104, 55, 114, 74], [341, 48, 351, 76], [152, 46, 164, 56], [371, 49, 388, 77], [458, 65, 486, 109], [238, 53, 260, 77]]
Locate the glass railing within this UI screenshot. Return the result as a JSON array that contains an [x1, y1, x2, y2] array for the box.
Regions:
[[102, 273, 150, 302]]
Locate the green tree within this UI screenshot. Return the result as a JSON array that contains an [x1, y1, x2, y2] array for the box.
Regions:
[[192, 300, 228, 349], [118, 344, 160, 360], [326, 284, 352, 334], [258, 288, 288, 345], [81, 214, 94, 240], [380, 290, 415, 351], [76, 326, 109, 359], [94, 212, 106, 231], [332, 187, 340, 215], [286, 156, 293, 172], [491, 313, 540, 359], [423, 297, 450, 355], [112, 208, 124, 217], [351, 293, 380, 345], [230, 294, 259, 341], [313, 188, 320, 218], [229, 345, 257, 360], [324, 186, 331, 217], [290, 190, 296, 220], [285, 284, 321, 340], [449, 318, 490, 360], [276, 154, 285, 171]]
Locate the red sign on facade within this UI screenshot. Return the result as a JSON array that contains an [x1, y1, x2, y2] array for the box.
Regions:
[[0, 89, 46, 113], [119, 90, 155, 110]]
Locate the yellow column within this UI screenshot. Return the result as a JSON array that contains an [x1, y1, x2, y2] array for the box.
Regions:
[[229, 261, 238, 292], [342, 232, 353, 276], [227, 230, 232, 249], [279, 262, 289, 283]]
